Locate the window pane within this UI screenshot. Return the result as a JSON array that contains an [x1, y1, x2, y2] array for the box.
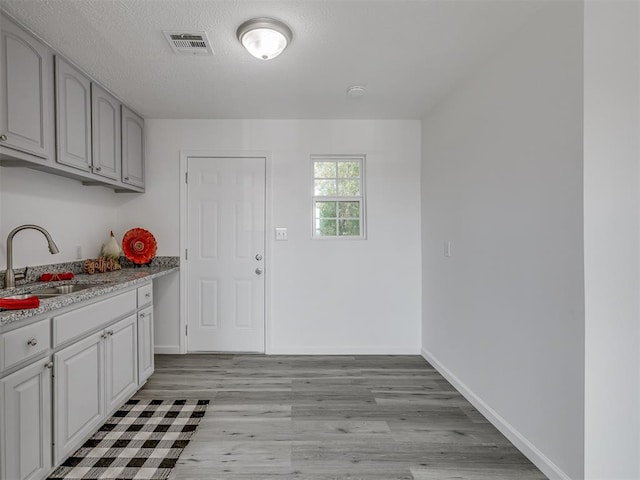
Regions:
[[312, 155, 365, 239], [317, 219, 337, 236], [338, 201, 359, 218], [338, 162, 360, 178], [338, 219, 360, 236], [314, 179, 337, 196], [314, 162, 336, 179], [316, 201, 337, 218], [337, 179, 360, 195]]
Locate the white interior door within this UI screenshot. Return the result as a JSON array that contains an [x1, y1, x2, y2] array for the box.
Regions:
[[186, 157, 266, 352]]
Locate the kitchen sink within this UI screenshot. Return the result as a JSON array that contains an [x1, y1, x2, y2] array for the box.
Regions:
[[28, 284, 95, 296], [1, 282, 115, 301], [20, 283, 110, 299]]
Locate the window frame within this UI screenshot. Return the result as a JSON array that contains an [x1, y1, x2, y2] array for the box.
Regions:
[[311, 154, 367, 240]]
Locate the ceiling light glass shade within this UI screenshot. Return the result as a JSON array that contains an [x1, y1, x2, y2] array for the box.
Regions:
[[237, 18, 292, 60]]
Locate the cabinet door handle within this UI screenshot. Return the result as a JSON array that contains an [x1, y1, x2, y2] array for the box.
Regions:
[[145, 293, 151, 298], [0, 134, 7, 142], [27, 338, 38, 347], [101, 332, 109, 339], [44, 361, 53, 369], [107, 330, 114, 336], [124, 176, 130, 181], [95, 166, 102, 172]]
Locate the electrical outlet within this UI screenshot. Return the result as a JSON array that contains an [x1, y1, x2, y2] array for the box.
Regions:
[[275, 228, 288, 241]]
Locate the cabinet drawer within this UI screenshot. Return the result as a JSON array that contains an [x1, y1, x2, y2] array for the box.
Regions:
[[137, 283, 153, 308], [53, 290, 136, 346], [0, 318, 51, 373]]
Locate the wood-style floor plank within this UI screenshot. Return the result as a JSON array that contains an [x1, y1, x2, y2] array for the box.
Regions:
[[134, 354, 547, 480]]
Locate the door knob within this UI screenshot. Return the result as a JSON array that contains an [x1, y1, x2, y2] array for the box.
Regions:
[[0, 134, 7, 142], [255, 254, 263, 261], [255, 268, 263, 275]]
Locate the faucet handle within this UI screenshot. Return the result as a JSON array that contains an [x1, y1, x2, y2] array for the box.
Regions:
[[14, 266, 28, 282]]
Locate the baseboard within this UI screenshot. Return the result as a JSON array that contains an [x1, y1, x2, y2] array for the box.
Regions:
[[267, 346, 421, 355], [157, 345, 419, 355], [154, 345, 180, 354], [421, 348, 571, 480]]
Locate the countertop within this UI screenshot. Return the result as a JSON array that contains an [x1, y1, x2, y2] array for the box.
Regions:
[[0, 265, 178, 328]]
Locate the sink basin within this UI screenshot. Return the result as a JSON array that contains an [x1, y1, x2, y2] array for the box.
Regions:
[[26, 283, 97, 298]]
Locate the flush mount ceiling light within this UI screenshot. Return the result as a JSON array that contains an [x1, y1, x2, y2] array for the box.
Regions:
[[236, 17, 292, 60]]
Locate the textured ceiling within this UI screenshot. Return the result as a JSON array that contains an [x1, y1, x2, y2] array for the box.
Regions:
[[1, 0, 544, 119]]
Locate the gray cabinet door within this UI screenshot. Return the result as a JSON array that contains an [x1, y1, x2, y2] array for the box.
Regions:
[[55, 56, 92, 172], [121, 106, 145, 188], [0, 357, 52, 480], [137, 307, 154, 385], [91, 83, 121, 180], [104, 315, 138, 413], [0, 15, 53, 160], [53, 331, 104, 465]]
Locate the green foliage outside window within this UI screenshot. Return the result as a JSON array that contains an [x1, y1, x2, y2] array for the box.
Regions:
[[313, 157, 365, 238]]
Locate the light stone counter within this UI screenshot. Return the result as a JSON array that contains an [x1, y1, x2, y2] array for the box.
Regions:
[[0, 257, 178, 328]]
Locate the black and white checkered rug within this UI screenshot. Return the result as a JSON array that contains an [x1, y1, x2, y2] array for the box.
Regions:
[[48, 399, 209, 480]]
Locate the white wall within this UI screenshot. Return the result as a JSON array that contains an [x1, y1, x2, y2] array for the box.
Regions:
[[116, 119, 422, 354], [583, 1, 640, 478], [0, 166, 119, 269], [421, 3, 584, 479]]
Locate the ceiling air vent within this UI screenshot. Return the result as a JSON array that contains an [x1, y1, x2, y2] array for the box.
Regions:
[[163, 31, 214, 55]]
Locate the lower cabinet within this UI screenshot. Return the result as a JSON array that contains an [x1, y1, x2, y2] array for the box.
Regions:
[[0, 282, 155, 480], [54, 314, 138, 464], [105, 315, 138, 412], [54, 330, 104, 463], [0, 357, 52, 480], [137, 307, 154, 385]]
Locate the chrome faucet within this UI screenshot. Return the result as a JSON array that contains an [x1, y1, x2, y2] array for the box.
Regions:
[[3, 224, 60, 289]]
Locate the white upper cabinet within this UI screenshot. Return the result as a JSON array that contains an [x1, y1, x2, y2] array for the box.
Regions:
[[55, 55, 92, 172], [0, 15, 54, 161], [0, 13, 144, 192], [91, 83, 121, 180], [121, 106, 145, 188]]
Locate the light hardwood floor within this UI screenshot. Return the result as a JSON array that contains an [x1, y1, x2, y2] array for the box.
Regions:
[[133, 354, 547, 480]]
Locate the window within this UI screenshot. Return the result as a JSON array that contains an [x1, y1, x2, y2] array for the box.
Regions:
[[312, 155, 366, 239]]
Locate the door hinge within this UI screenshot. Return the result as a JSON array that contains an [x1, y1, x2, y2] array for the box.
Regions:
[[185, 172, 188, 184], [185, 324, 188, 336], [185, 249, 188, 260]]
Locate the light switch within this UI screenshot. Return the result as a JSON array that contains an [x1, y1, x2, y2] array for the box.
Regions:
[[275, 228, 288, 241]]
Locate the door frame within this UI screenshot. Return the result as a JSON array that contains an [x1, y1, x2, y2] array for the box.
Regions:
[[179, 150, 273, 354]]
